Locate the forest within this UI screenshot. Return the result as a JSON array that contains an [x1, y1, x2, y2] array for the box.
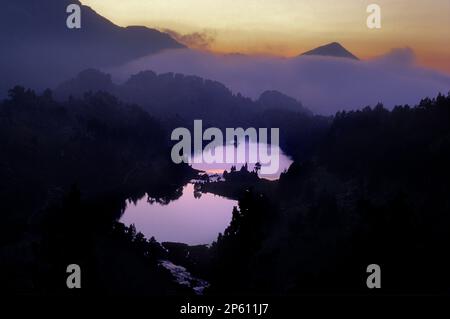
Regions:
[[0, 73, 449, 294]]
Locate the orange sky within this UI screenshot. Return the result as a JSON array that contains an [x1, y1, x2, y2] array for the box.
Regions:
[[81, 0, 450, 73]]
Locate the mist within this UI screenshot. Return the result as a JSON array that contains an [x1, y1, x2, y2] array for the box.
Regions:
[[109, 47, 450, 115]]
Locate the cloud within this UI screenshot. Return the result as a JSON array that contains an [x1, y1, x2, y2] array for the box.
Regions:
[[109, 48, 450, 115], [163, 29, 216, 50], [372, 47, 416, 67]]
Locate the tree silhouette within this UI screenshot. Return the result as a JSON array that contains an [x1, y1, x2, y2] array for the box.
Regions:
[[254, 162, 262, 175]]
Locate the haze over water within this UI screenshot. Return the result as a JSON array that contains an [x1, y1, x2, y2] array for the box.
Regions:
[[190, 138, 293, 180]]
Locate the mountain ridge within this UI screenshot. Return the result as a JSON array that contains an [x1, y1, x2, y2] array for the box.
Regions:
[[0, 0, 184, 96], [54, 69, 313, 121]]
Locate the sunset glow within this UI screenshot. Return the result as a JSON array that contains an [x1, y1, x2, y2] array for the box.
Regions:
[[81, 0, 450, 72]]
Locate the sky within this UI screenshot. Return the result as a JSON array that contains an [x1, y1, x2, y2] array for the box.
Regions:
[[80, 0, 450, 73]]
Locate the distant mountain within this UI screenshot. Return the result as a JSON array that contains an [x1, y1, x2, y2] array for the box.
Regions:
[[258, 91, 312, 115], [55, 69, 313, 127], [301, 42, 359, 60], [0, 0, 184, 96], [54, 69, 116, 97], [55, 69, 239, 124]]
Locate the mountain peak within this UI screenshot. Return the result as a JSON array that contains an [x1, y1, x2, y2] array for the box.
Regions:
[[301, 42, 359, 60]]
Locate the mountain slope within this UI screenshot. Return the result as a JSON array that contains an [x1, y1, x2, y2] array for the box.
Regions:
[[257, 91, 311, 115], [54, 69, 315, 128], [0, 0, 184, 96], [301, 42, 359, 60]]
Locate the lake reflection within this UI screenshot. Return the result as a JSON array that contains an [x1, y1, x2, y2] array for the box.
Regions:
[[121, 141, 293, 245], [120, 184, 237, 245]]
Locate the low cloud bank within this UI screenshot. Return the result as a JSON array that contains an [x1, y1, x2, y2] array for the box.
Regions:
[[110, 47, 450, 115]]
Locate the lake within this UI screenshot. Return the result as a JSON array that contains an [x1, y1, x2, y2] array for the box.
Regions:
[[190, 138, 292, 180], [120, 141, 292, 245], [121, 183, 236, 245]]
